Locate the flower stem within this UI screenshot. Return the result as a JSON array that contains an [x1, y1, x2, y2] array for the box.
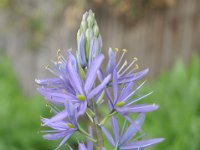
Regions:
[[99, 110, 117, 126], [78, 125, 97, 143], [90, 99, 104, 150]]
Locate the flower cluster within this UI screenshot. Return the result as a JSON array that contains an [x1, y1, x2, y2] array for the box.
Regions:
[[36, 10, 164, 150]]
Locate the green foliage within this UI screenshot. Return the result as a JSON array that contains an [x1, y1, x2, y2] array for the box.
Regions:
[[141, 55, 200, 150], [0, 55, 57, 150]]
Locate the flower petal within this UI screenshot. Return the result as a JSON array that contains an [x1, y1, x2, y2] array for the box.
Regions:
[[106, 48, 116, 74], [112, 69, 118, 103], [88, 74, 111, 99], [111, 116, 119, 142], [55, 131, 74, 150], [67, 57, 84, 94], [102, 126, 115, 146], [118, 104, 159, 114], [121, 138, 164, 149], [120, 113, 145, 146], [118, 69, 149, 84], [77, 33, 87, 68], [78, 143, 88, 150], [84, 54, 104, 94]]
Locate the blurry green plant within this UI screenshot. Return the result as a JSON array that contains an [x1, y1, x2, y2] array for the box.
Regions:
[[0, 55, 57, 150], [141, 55, 200, 150]]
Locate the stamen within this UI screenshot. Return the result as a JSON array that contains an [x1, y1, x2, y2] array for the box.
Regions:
[[119, 57, 138, 77], [126, 91, 153, 106], [116, 49, 126, 68], [43, 65, 58, 76], [122, 81, 146, 102], [118, 60, 127, 74], [57, 55, 67, 63], [127, 64, 140, 75]]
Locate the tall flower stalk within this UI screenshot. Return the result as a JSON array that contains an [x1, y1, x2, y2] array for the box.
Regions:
[[36, 10, 164, 150]]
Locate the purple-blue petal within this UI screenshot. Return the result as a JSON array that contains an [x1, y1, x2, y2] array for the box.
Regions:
[[112, 69, 118, 103], [111, 116, 120, 142], [67, 58, 84, 94], [121, 138, 164, 149], [102, 126, 115, 146], [55, 131, 74, 150], [84, 54, 104, 94], [119, 113, 145, 146], [106, 48, 116, 74], [78, 143, 88, 150], [118, 69, 149, 84], [88, 74, 111, 99], [77, 33, 87, 68], [117, 104, 159, 114]]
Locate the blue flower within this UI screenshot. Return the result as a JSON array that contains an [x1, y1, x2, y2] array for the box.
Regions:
[[41, 102, 79, 150], [36, 51, 111, 115], [102, 114, 164, 150], [106, 69, 159, 115], [106, 48, 149, 84]]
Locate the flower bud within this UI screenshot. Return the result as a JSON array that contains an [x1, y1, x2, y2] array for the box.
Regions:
[[77, 10, 102, 68]]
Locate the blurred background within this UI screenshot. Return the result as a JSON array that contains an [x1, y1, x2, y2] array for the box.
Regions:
[[0, 0, 200, 149]]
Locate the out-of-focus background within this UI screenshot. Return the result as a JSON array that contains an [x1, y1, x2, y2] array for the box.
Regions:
[[0, 0, 200, 149]]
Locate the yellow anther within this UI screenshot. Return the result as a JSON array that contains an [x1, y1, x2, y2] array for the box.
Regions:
[[133, 57, 138, 61], [45, 104, 48, 107], [135, 64, 139, 69], [114, 48, 119, 52], [43, 64, 49, 69], [58, 61, 62, 64], [67, 123, 75, 128], [124, 60, 128, 66], [122, 49, 127, 53], [57, 49, 61, 56], [57, 55, 62, 60]]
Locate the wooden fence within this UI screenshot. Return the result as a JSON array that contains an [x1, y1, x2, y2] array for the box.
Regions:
[[1, 0, 200, 95]]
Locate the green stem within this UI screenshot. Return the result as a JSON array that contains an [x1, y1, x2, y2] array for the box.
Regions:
[[78, 125, 97, 143], [90, 99, 104, 150], [99, 110, 117, 126]]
